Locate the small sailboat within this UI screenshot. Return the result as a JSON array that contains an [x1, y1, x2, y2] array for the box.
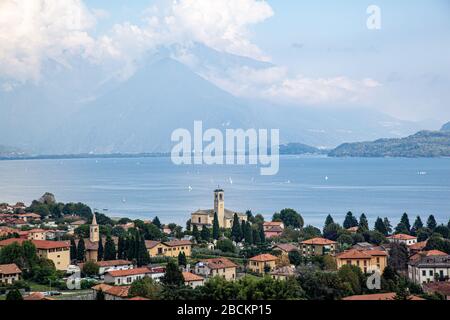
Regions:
[[229, 177, 233, 184], [325, 176, 329, 181], [188, 185, 193, 192]]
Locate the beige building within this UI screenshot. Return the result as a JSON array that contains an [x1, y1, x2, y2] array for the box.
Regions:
[[0, 263, 22, 285], [387, 233, 417, 246], [183, 271, 205, 288], [0, 238, 70, 271], [194, 257, 238, 281], [248, 254, 278, 274], [336, 249, 388, 273], [191, 189, 247, 230], [300, 237, 337, 257], [145, 240, 192, 258]]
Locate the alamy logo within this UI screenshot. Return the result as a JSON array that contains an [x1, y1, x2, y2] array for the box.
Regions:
[[66, 271, 81, 290], [366, 270, 381, 290], [171, 121, 280, 176]]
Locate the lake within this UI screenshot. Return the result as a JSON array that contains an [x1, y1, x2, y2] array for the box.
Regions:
[[0, 156, 449, 227]]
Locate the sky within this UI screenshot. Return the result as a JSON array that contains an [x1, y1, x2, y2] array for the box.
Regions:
[[1, 0, 449, 123]]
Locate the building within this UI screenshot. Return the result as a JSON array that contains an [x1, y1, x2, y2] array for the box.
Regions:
[[263, 221, 285, 231], [0, 263, 22, 285], [408, 254, 450, 285], [409, 250, 447, 264], [79, 259, 134, 276], [15, 213, 41, 222], [387, 234, 417, 246], [272, 243, 298, 256], [19, 228, 48, 240], [409, 241, 428, 255], [182, 272, 205, 288], [104, 267, 154, 285], [91, 284, 131, 300], [336, 249, 388, 273], [300, 237, 337, 257], [0, 238, 70, 271], [264, 226, 284, 239], [346, 226, 359, 234], [190, 189, 247, 230], [194, 257, 238, 281], [423, 282, 450, 300], [248, 254, 278, 274], [145, 240, 192, 258], [270, 265, 296, 281], [342, 293, 424, 300]]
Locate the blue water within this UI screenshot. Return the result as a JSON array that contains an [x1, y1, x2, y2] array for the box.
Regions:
[[0, 156, 449, 227]]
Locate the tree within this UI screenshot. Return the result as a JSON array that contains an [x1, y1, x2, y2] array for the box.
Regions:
[[6, 289, 23, 300], [70, 238, 77, 261], [152, 216, 162, 229], [337, 234, 353, 248], [231, 213, 242, 242], [200, 227, 211, 242], [275, 209, 304, 229], [97, 238, 104, 261], [383, 217, 392, 235], [144, 223, 163, 240], [82, 260, 100, 277], [77, 237, 86, 262], [96, 289, 105, 301], [216, 239, 236, 253], [244, 221, 253, 245], [417, 227, 432, 242], [178, 251, 187, 267], [129, 277, 161, 299], [192, 225, 200, 242], [398, 213, 411, 233], [323, 223, 341, 241], [427, 215, 437, 231], [434, 225, 449, 239], [212, 212, 220, 240], [117, 236, 125, 259], [136, 233, 150, 267], [103, 236, 116, 261], [358, 213, 369, 232], [259, 224, 266, 244], [395, 222, 410, 235], [338, 265, 364, 295], [374, 217, 388, 236], [425, 234, 450, 254], [412, 216, 423, 235], [162, 261, 184, 286], [388, 243, 409, 271], [343, 211, 358, 229], [324, 214, 334, 229], [288, 250, 301, 266]]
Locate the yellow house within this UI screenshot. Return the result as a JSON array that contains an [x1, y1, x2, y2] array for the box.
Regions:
[[0, 238, 70, 271], [0, 263, 22, 285], [336, 249, 388, 273], [145, 240, 192, 258], [194, 257, 238, 281], [248, 254, 278, 274]]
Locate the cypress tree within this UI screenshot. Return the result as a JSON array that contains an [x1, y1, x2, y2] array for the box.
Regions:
[[324, 214, 334, 227], [136, 233, 150, 267], [70, 238, 77, 261], [244, 222, 253, 245], [192, 225, 200, 242], [411, 216, 424, 235], [97, 238, 104, 261], [117, 236, 125, 259], [343, 211, 358, 229], [6, 289, 23, 301], [253, 226, 261, 244], [383, 217, 392, 235], [427, 215, 437, 231], [152, 216, 162, 229], [241, 221, 246, 242], [77, 237, 86, 262], [374, 217, 387, 236], [231, 213, 241, 242], [212, 212, 220, 240], [104, 236, 117, 261], [399, 213, 411, 233], [178, 251, 187, 267], [96, 289, 105, 301], [358, 213, 369, 232], [162, 260, 184, 286]]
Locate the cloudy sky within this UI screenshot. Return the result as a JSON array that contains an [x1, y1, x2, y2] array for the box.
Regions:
[[1, 0, 449, 123]]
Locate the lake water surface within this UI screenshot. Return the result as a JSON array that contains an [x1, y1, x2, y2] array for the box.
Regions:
[[0, 156, 449, 227]]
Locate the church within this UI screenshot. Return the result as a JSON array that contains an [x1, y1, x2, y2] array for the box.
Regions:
[[190, 189, 247, 230], [76, 213, 108, 262]]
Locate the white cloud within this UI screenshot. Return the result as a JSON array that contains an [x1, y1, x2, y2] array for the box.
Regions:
[[0, 0, 99, 83]]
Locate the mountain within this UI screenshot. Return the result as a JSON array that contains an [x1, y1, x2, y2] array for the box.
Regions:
[[0, 145, 26, 158], [0, 45, 436, 154], [441, 122, 450, 132], [329, 130, 450, 157], [279, 143, 327, 155]]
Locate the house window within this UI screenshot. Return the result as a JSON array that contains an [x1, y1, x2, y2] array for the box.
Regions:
[[422, 270, 426, 276], [198, 217, 201, 223], [429, 270, 433, 276]]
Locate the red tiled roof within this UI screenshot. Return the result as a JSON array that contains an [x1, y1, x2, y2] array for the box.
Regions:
[[92, 283, 113, 292], [342, 293, 424, 300], [337, 249, 388, 260], [201, 257, 238, 269], [145, 240, 160, 249], [274, 243, 298, 252], [265, 226, 283, 232], [0, 238, 70, 249], [182, 272, 204, 282], [164, 240, 192, 247], [0, 263, 22, 275], [301, 237, 336, 245], [250, 254, 278, 262], [263, 222, 283, 226], [24, 292, 45, 300], [409, 240, 427, 250], [106, 267, 151, 277], [104, 286, 130, 297], [387, 234, 417, 240], [409, 250, 448, 263]]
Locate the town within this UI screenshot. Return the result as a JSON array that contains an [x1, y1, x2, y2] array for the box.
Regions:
[[0, 189, 449, 301]]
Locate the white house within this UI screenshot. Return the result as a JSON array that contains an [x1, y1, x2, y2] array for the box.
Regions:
[[408, 254, 450, 285], [104, 267, 153, 285], [387, 234, 417, 246], [182, 272, 205, 288], [96, 260, 134, 276]]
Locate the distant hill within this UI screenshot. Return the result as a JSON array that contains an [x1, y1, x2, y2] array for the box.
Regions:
[[0, 145, 25, 158], [441, 122, 450, 132], [329, 130, 450, 158], [279, 143, 327, 155]]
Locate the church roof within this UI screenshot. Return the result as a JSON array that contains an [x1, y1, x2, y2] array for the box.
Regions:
[[192, 208, 245, 219], [91, 213, 98, 226]]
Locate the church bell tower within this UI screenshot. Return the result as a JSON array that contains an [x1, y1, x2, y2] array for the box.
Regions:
[[214, 188, 225, 228], [90, 213, 99, 242]]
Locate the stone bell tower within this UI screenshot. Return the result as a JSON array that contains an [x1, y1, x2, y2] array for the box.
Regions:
[[90, 213, 99, 243], [214, 188, 225, 228]]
